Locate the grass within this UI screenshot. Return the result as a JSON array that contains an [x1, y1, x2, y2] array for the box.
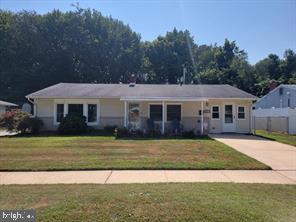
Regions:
[[0, 183, 295, 222], [255, 130, 296, 146], [0, 135, 269, 170]]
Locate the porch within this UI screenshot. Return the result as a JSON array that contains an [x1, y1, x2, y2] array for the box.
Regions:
[[121, 98, 209, 135]]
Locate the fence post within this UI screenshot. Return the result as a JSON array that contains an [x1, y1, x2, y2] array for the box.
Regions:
[[267, 117, 271, 132], [287, 116, 289, 134]]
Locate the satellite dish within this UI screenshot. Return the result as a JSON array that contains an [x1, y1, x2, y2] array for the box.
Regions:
[[22, 103, 32, 113]]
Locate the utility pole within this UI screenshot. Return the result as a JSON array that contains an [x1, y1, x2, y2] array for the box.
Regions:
[[182, 66, 186, 85]]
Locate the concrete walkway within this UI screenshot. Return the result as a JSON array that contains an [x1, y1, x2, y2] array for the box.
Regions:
[[0, 170, 295, 185]]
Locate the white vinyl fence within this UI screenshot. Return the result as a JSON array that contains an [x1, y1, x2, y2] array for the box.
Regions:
[[252, 108, 296, 135]]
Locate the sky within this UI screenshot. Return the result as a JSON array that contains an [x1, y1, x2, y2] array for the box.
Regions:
[[0, 0, 295, 64]]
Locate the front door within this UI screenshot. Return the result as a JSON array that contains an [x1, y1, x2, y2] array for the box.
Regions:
[[223, 104, 236, 132], [128, 103, 140, 130]]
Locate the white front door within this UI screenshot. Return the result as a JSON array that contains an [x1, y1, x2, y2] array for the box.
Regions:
[[128, 103, 141, 130], [223, 104, 236, 132]]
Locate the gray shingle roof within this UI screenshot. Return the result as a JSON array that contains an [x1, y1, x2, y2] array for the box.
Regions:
[[26, 83, 257, 100], [0, 100, 18, 106]]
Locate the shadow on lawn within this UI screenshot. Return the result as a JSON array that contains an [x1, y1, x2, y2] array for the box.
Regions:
[[3, 131, 213, 141], [116, 135, 212, 141]]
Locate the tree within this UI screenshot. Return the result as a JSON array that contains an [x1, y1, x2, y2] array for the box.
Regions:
[[0, 8, 295, 102], [144, 28, 196, 84], [0, 8, 142, 103]]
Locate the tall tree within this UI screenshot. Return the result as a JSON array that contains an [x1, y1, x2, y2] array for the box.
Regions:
[[144, 28, 196, 84]]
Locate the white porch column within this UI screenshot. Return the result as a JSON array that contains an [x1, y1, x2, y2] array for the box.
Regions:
[[201, 101, 204, 135], [124, 101, 127, 127], [83, 103, 88, 118], [162, 101, 165, 134], [64, 103, 68, 116]]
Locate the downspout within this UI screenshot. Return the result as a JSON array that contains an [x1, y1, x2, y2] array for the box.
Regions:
[[26, 96, 36, 117], [201, 101, 204, 135]]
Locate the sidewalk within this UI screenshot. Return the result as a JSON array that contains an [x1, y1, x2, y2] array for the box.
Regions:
[[1, 170, 295, 185]]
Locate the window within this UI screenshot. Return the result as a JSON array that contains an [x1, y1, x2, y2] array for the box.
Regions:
[[149, 104, 163, 121], [88, 104, 97, 122], [238, 106, 245, 119], [56, 104, 64, 123], [212, 106, 220, 119], [166, 105, 181, 121], [68, 104, 83, 116], [279, 87, 283, 95]]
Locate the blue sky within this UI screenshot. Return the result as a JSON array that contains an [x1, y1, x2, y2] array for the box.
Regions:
[[1, 0, 295, 64]]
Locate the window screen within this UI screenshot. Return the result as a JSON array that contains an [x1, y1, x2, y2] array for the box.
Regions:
[[212, 106, 219, 119], [166, 105, 181, 121], [56, 104, 64, 123], [149, 105, 163, 121], [88, 104, 97, 122], [68, 104, 83, 116], [238, 106, 245, 119]]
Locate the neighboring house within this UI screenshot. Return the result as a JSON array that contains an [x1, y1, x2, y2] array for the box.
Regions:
[[26, 83, 257, 134], [255, 84, 296, 109], [253, 84, 296, 134], [0, 100, 18, 115]]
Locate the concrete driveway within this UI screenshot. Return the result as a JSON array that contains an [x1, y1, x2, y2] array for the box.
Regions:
[[210, 134, 296, 181]]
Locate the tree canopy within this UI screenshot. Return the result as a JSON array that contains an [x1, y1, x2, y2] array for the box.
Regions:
[[0, 8, 295, 103]]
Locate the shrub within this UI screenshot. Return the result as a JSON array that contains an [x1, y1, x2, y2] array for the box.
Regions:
[[131, 129, 144, 137], [104, 125, 117, 134], [146, 129, 161, 137], [114, 127, 129, 138], [0, 110, 43, 134], [17, 117, 43, 134], [146, 118, 155, 131], [182, 130, 196, 138], [0, 111, 19, 131], [58, 114, 88, 135], [171, 119, 181, 134]]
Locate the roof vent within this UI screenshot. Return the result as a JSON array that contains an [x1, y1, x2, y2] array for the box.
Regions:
[[129, 74, 136, 87]]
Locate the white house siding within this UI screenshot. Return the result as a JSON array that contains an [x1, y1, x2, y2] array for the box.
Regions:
[[34, 98, 252, 134], [182, 101, 201, 132], [207, 99, 252, 134], [35, 99, 54, 117], [0, 105, 6, 115], [99, 99, 125, 128], [35, 99, 56, 130]]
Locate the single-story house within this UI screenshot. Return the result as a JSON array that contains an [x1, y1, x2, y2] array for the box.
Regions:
[[26, 83, 257, 134], [0, 100, 18, 115]]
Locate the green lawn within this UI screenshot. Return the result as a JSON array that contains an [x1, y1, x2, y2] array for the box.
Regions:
[[0, 135, 269, 170], [255, 130, 296, 146], [1, 183, 295, 222]]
